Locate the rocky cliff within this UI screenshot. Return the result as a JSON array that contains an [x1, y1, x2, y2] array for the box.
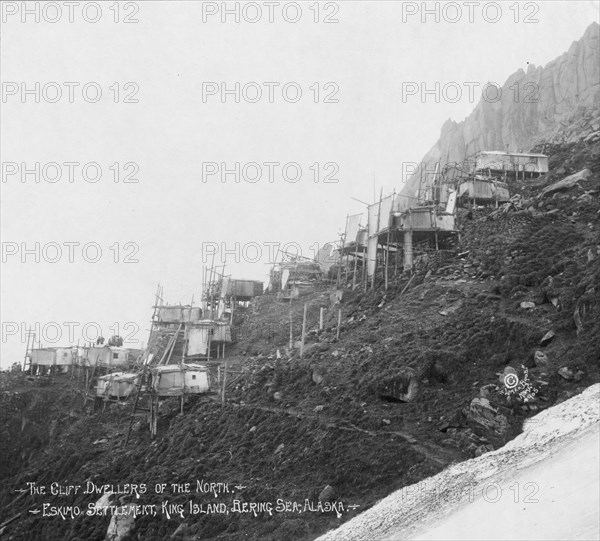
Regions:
[[400, 21, 600, 206]]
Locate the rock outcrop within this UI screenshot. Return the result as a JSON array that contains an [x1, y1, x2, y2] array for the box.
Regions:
[[400, 22, 600, 209]]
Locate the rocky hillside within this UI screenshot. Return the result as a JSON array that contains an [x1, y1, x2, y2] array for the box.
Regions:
[[0, 135, 598, 540], [400, 22, 600, 207], [316, 384, 600, 541]]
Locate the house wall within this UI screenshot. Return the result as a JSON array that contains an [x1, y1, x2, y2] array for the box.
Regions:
[[184, 371, 210, 393], [458, 179, 510, 201], [30, 349, 56, 366], [187, 327, 210, 356], [153, 369, 209, 395], [54, 348, 74, 365], [86, 347, 129, 367], [154, 371, 184, 395], [159, 307, 202, 323], [96, 379, 136, 398], [476, 153, 548, 173], [408, 209, 435, 230], [436, 214, 456, 231], [212, 324, 232, 343], [227, 280, 263, 299]]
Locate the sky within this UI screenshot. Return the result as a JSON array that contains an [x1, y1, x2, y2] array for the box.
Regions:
[[1, 0, 599, 367]]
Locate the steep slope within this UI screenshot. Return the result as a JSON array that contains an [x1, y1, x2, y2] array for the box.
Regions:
[[0, 137, 598, 541], [316, 384, 600, 541], [400, 21, 600, 208]]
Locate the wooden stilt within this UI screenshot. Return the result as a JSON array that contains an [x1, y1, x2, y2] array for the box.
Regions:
[[180, 365, 185, 415], [403, 230, 413, 271], [289, 310, 293, 350], [385, 230, 391, 290], [300, 303, 307, 357], [124, 380, 142, 446], [221, 361, 228, 405], [352, 242, 359, 290], [362, 247, 367, 292]]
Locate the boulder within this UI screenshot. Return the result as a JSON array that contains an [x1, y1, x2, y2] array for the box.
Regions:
[[319, 485, 336, 503], [557, 367, 574, 380], [439, 408, 468, 432], [540, 169, 590, 197], [540, 330, 555, 346], [534, 351, 549, 368], [498, 366, 518, 387], [479, 384, 497, 399], [468, 397, 510, 441], [520, 301, 536, 309]]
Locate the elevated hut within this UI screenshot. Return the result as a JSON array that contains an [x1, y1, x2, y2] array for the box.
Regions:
[[29, 347, 74, 374], [84, 346, 130, 372], [95, 372, 139, 401], [151, 363, 210, 397]]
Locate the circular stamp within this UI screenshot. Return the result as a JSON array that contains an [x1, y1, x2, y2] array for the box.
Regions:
[[503, 373, 519, 389]]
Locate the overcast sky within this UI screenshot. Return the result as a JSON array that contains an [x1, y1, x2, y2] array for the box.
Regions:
[[1, 0, 598, 367]]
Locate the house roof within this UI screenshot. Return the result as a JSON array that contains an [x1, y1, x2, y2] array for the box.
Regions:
[[97, 372, 139, 383], [31, 347, 73, 352], [153, 363, 208, 374], [477, 150, 548, 158]]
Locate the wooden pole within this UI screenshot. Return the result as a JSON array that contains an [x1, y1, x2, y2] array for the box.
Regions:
[[221, 361, 228, 405], [352, 234, 360, 290], [151, 396, 158, 438], [336, 233, 343, 289], [124, 381, 141, 446], [180, 365, 185, 414], [319, 307, 324, 331], [362, 247, 367, 292], [400, 274, 416, 296], [336, 309, 342, 340], [209, 253, 216, 320], [371, 189, 383, 291], [385, 229, 391, 290], [403, 230, 413, 271], [300, 303, 307, 357], [289, 310, 293, 350], [207, 325, 212, 362], [23, 327, 31, 372]]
